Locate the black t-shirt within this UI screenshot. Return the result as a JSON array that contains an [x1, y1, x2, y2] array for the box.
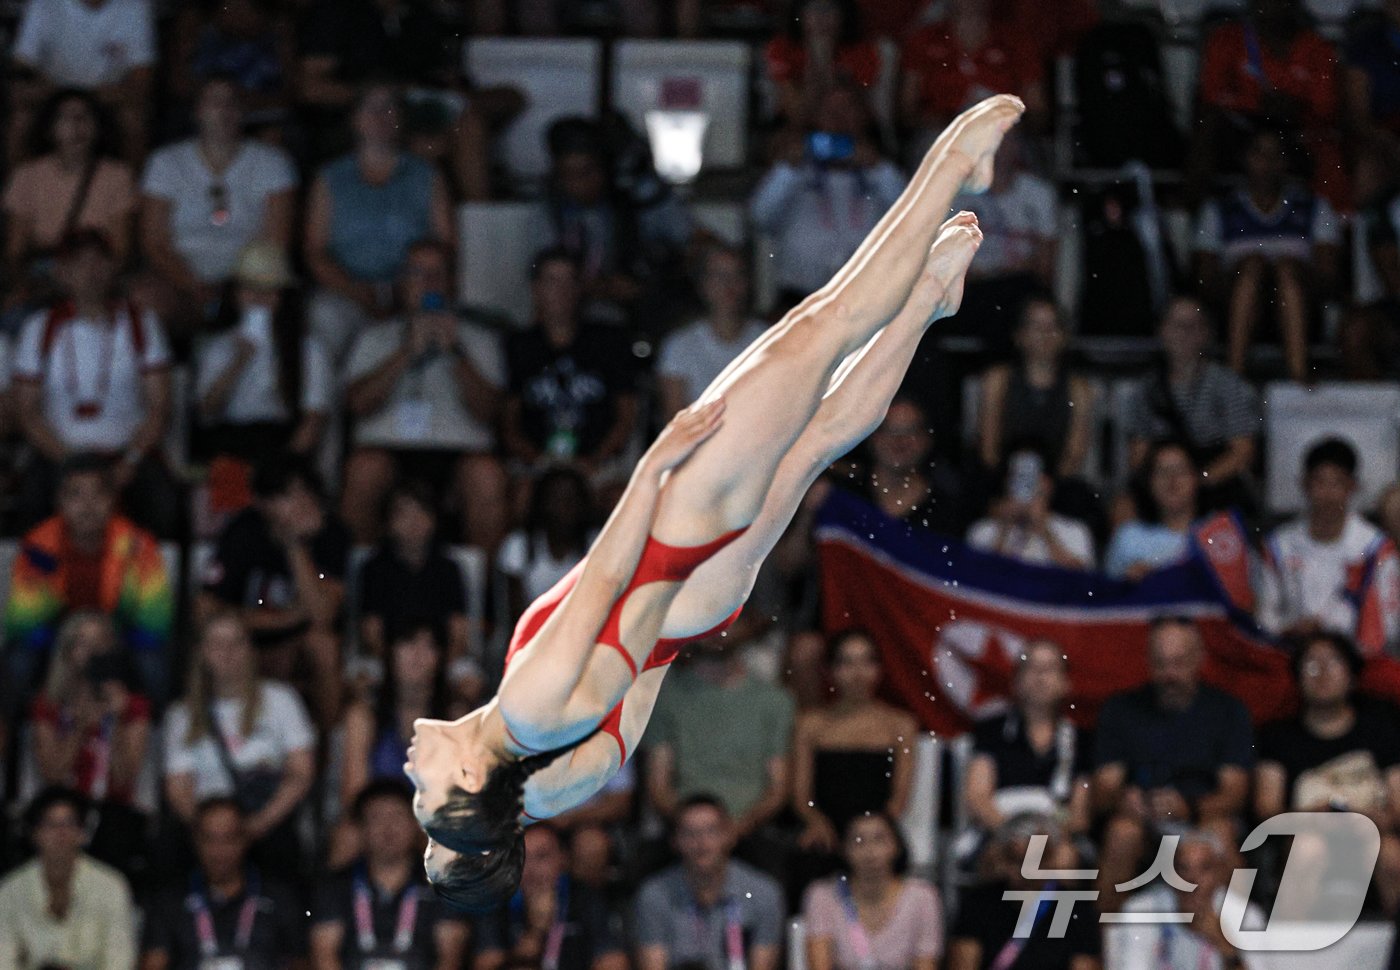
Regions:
[[141, 875, 307, 970], [1093, 684, 1255, 803], [359, 546, 467, 635], [1258, 700, 1400, 811], [951, 881, 1101, 970], [506, 324, 636, 458], [473, 880, 623, 970], [299, 0, 455, 85], [203, 507, 351, 633], [311, 868, 453, 970], [971, 711, 1092, 797]]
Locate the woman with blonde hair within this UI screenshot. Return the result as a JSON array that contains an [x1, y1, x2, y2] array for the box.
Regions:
[[29, 609, 151, 878], [162, 610, 315, 878]]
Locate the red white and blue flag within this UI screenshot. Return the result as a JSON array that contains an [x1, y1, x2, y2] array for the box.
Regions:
[[814, 489, 1400, 735]]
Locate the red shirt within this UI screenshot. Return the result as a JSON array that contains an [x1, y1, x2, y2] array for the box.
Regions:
[[31, 691, 151, 803], [765, 34, 882, 89], [1199, 21, 1338, 126], [902, 19, 1043, 122]]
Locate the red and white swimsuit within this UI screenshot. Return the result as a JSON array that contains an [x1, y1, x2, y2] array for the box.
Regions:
[[502, 528, 748, 765]]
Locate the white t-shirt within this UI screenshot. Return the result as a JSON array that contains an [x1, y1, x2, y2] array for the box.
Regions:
[[1259, 512, 1400, 646], [1115, 885, 1266, 970], [163, 681, 315, 799], [141, 139, 297, 283], [195, 326, 332, 424], [966, 513, 1096, 569], [657, 318, 767, 405], [345, 318, 506, 452], [497, 529, 596, 604], [12, 0, 156, 89], [951, 171, 1057, 278], [13, 302, 171, 450]]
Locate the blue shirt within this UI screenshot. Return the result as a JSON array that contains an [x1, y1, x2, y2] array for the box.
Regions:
[[1104, 521, 1191, 579], [321, 152, 434, 282]]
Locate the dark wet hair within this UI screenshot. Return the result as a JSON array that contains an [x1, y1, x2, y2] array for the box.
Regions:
[[424, 747, 568, 912]]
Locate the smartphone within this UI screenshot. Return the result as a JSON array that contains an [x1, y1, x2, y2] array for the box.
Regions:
[[807, 131, 856, 165], [421, 292, 447, 313], [1007, 451, 1044, 504]]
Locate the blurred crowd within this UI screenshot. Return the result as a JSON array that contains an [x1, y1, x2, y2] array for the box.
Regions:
[[7, 0, 1400, 968]]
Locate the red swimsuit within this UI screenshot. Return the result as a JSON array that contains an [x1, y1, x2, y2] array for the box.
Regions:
[[502, 528, 748, 765]]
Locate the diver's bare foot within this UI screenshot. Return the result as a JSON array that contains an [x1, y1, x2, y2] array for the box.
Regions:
[[921, 212, 982, 320], [941, 94, 1025, 194]]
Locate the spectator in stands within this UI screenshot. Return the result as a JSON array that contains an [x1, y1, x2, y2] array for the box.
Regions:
[[1122, 296, 1260, 515], [1114, 829, 1264, 970], [30, 610, 151, 880], [3, 89, 134, 323], [195, 242, 328, 474], [531, 117, 692, 327], [831, 397, 969, 537], [977, 297, 1095, 492], [2, 453, 173, 708], [961, 640, 1091, 867], [946, 133, 1057, 353], [341, 239, 508, 551], [198, 456, 349, 727], [1193, 0, 1342, 207], [503, 248, 641, 484], [163, 611, 316, 881], [1380, 481, 1400, 549], [334, 622, 450, 868], [946, 814, 1100, 970], [645, 635, 795, 876], [967, 449, 1096, 569], [656, 243, 767, 421], [751, 81, 906, 307], [474, 822, 627, 970], [1258, 437, 1400, 649], [168, 0, 296, 125], [313, 781, 467, 970], [140, 74, 298, 335], [141, 797, 306, 970], [1105, 441, 1202, 581], [1092, 616, 1254, 912], [478, 0, 664, 36], [763, 0, 881, 128], [305, 82, 454, 363], [498, 467, 597, 621], [635, 795, 785, 970], [0, 787, 136, 970], [1194, 126, 1341, 384], [12, 228, 178, 537], [899, 0, 1046, 147], [802, 812, 943, 970], [1343, 0, 1400, 207], [791, 630, 916, 855], [0, 331, 12, 438], [6, 0, 156, 165], [357, 482, 481, 701], [1256, 632, 1400, 914]]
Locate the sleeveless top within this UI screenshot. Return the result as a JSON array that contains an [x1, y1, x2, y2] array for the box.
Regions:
[[322, 152, 434, 282], [1000, 364, 1072, 468]]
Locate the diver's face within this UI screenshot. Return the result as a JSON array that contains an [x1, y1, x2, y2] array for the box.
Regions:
[[405, 718, 481, 825]]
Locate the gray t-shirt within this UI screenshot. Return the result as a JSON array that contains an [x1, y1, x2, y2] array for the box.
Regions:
[[635, 861, 785, 970], [141, 139, 297, 282], [1122, 361, 1260, 450], [344, 317, 506, 452], [645, 670, 794, 816]]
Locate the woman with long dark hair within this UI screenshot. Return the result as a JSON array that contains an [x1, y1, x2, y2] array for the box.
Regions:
[[408, 96, 1022, 911], [1105, 439, 1202, 581], [802, 812, 943, 970], [2, 89, 133, 326], [497, 467, 598, 622]]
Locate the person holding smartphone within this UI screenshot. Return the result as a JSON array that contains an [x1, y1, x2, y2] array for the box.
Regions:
[[966, 448, 1096, 569], [751, 80, 906, 310]]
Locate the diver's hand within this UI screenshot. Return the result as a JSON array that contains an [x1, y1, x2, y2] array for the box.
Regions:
[[642, 398, 726, 476]]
